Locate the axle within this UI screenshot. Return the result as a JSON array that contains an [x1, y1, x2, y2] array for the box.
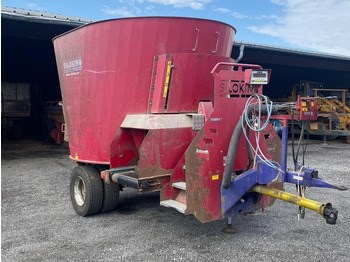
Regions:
[[252, 185, 338, 224]]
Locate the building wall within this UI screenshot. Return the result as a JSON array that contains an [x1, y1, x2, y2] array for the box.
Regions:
[[2, 14, 350, 139]]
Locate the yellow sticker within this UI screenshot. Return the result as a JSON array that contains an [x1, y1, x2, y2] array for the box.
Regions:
[[212, 174, 219, 180], [302, 108, 308, 111], [75, 153, 79, 159], [163, 61, 172, 98], [311, 102, 314, 106], [302, 102, 306, 106]]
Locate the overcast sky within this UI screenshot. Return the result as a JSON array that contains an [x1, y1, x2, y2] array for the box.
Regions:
[[3, 0, 350, 57]]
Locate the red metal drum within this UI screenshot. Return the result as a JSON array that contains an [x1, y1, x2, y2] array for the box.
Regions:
[[53, 17, 235, 164]]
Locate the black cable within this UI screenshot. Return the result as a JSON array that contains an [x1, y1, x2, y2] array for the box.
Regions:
[[291, 109, 297, 170], [302, 100, 312, 165], [295, 122, 304, 170], [302, 120, 310, 165]]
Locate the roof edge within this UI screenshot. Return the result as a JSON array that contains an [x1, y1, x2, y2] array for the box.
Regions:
[[233, 40, 350, 61], [1, 6, 96, 25]]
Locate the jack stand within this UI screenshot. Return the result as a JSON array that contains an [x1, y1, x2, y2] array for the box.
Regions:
[[222, 217, 237, 234]]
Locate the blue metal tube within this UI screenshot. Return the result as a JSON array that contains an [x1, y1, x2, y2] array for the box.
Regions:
[[281, 126, 288, 174]]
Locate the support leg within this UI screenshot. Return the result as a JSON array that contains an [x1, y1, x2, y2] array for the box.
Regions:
[[222, 216, 237, 234]]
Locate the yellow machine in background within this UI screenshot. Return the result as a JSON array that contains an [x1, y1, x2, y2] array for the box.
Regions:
[[288, 81, 350, 140], [314, 88, 350, 131]]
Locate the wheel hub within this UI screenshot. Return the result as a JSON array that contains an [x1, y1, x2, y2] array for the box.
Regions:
[[74, 176, 86, 206]]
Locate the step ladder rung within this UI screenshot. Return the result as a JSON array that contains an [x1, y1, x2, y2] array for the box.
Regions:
[[160, 200, 187, 214], [172, 182, 186, 191]]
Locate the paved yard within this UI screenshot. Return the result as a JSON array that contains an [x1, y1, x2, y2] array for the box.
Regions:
[[1, 139, 350, 261]]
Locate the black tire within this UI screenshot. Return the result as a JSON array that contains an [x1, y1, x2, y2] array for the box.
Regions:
[[95, 165, 120, 213], [70, 165, 103, 216]]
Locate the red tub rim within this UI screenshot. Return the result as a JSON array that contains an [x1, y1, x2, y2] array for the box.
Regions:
[[52, 16, 236, 41]]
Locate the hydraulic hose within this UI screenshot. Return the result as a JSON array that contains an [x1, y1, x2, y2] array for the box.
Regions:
[[222, 100, 290, 189], [222, 117, 243, 189]]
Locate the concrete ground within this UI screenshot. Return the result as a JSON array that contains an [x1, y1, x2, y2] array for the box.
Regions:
[[1, 139, 350, 262]]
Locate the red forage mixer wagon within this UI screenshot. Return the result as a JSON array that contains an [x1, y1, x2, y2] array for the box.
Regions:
[[53, 17, 344, 227]]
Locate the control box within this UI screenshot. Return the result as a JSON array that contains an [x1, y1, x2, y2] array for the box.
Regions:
[[296, 96, 318, 121]]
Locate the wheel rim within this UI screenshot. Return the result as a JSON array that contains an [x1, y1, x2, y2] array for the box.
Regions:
[[73, 176, 86, 206]]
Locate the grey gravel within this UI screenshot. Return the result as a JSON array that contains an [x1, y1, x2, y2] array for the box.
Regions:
[[1, 139, 350, 262]]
